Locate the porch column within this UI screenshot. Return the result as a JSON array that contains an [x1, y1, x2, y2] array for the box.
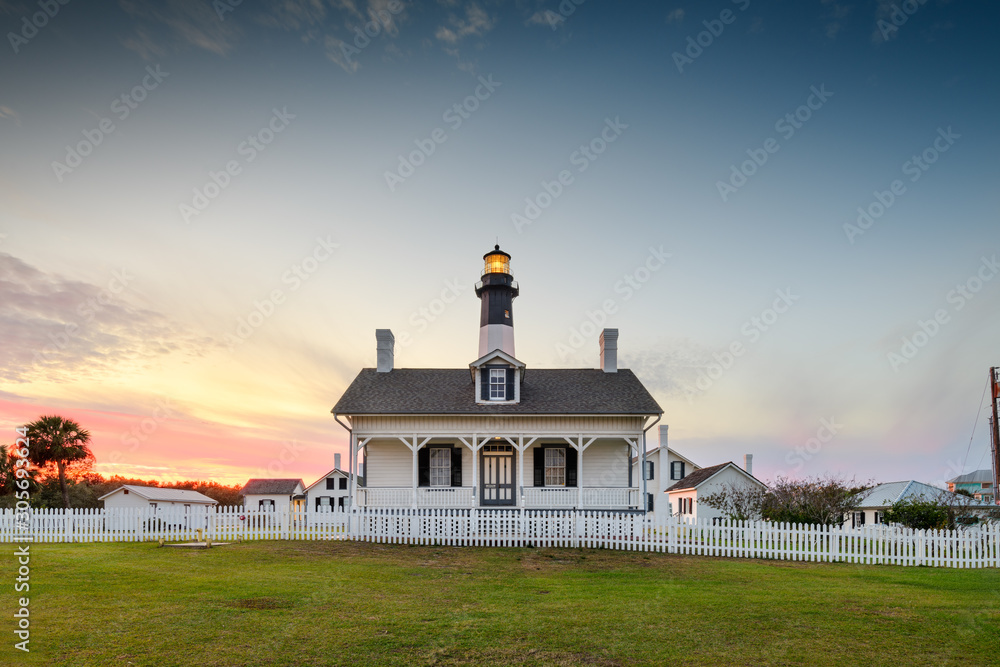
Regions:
[[471, 435, 478, 509], [348, 432, 355, 510], [577, 436, 584, 509], [517, 435, 524, 508], [411, 436, 418, 509]]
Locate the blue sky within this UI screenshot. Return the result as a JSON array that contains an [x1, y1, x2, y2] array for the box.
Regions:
[[1, 0, 998, 486]]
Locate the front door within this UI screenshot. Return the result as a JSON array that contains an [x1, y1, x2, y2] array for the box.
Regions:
[[480, 445, 515, 506]]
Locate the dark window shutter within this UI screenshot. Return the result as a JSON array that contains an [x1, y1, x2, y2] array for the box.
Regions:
[[451, 447, 463, 487], [647, 461, 655, 481], [646, 493, 654, 512], [565, 447, 578, 488], [417, 447, 430, 487], [533, 448, 544, 486], [679, 462, 686, 480], [505, 368, 514, 400], [481, 369, 490, 400]]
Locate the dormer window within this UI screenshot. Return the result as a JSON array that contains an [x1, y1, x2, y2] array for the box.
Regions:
[[489, 368, 506, 400]]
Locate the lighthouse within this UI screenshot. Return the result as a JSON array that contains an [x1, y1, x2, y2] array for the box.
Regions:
[[475, 245, 519, 358]]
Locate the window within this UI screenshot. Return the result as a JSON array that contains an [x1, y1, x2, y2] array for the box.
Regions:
[[544, 448, 566, 486], [644, 461, 655, 481], [149, 502, 157, 511], [317, 497, 331, 511], [489, 368, 506, 400], [326, 478, 336, 490], [873, 511, 882, 525], [674, 498, 693, 515], [430, 447, 452, 486], [339, 477, 347, 490], [670, 461, 686, 480], [259, 499, 275, 511], [851, 511, 865, 528]]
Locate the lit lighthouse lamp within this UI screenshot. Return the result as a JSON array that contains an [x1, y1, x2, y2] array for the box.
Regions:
[[475, 245, 519, 358]]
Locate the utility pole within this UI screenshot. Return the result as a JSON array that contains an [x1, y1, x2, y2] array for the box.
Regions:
[[991, 367, 1000, 506]]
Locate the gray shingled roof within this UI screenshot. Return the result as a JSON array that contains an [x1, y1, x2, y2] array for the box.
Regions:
[[332, 368, 662, 415], [665, 462, 733, 492], [241, 479, 303, 495]]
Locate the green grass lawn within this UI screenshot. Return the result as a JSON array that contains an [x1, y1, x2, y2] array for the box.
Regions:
[[10, 539, 999, 666]]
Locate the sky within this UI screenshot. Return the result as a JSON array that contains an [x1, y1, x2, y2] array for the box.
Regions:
[[1, 0, 998, 489]]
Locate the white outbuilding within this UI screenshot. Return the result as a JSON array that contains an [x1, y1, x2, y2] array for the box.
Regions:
[[665, 461, 766, 523], [98, 484, 218, 510], [240, 478, 305, 514]]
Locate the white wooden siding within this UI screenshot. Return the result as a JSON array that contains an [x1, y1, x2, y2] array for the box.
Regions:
[[352, 414, 645, 435], [365, 439, 414, 487], [581, 440, 629, 487]]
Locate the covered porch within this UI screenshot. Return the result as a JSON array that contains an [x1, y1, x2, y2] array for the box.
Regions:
[[350, 432, 644, 511]]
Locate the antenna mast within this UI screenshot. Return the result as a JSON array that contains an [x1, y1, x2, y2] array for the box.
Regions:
[[991, 367, 1000, 506]]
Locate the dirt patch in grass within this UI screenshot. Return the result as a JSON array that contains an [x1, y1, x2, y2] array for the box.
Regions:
[[227, 596, 294, 610], [421, 647, 624, 666]]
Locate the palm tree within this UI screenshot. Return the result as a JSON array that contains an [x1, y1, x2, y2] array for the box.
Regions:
[[23, 416, 94, 508]]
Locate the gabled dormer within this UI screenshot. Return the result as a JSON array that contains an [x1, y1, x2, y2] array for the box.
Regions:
[[470, 349, 525, 405]]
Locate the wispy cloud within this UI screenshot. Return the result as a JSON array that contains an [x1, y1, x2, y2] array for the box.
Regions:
[[435, 2, 494, 43], [0, 105, 19, 125], [820, 0, 851, 40], [119, 0, 242, 57], [0, 253, 218, 384], [526, 9, 561, 29]]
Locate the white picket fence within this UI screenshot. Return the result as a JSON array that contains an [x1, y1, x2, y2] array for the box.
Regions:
[[2, 507, 997, 568]]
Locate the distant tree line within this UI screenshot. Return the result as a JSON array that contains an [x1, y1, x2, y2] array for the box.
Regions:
[[1, 414, 243, 509]]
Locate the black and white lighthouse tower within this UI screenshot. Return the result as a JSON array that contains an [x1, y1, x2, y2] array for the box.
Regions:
[[475, 245, 519, 358]]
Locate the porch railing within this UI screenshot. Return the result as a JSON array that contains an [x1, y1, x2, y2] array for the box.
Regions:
[[357, 486, 640, 509]]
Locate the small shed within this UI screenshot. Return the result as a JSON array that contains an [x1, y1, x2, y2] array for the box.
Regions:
[[241, 478, 305, 514]]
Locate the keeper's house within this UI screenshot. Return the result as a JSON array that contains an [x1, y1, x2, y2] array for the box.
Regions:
[[332, 245, 663, 511]]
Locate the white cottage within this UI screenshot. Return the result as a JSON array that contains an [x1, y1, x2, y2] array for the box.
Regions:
[[304, 454, 352, 511], [99, 484, 218, 510], [240, 478, 305, 514], [332, 245, 664, 512], [632, 424, 702, 514], [665, 460, 766, 522]]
